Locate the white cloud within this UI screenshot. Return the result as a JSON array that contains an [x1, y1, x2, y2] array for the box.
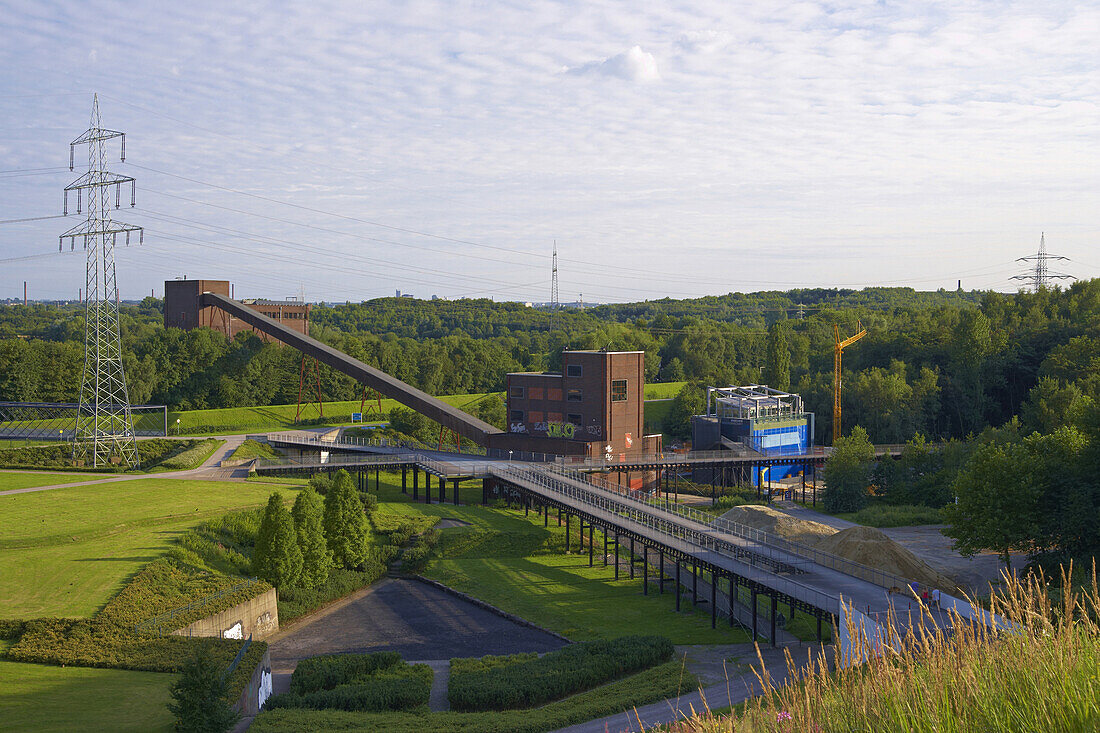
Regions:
[[567, 46, 661, 82]]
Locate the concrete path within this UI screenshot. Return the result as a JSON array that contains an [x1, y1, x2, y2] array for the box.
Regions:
[[419, 659, 451, 712]]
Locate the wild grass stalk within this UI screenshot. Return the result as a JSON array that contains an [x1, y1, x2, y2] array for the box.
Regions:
[[665, 562, 1100, 732]]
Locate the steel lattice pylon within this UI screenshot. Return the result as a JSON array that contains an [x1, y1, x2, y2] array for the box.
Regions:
[[61, 95, 143, 468]]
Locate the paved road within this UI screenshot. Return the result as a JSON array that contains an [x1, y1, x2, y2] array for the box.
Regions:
[[269, 577, 566, 675]]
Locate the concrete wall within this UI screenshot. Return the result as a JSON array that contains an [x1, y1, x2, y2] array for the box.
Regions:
[[235, 646, 273, 716], [172, 587, 279, 641]]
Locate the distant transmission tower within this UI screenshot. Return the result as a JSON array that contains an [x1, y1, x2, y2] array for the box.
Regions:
[[549, 240, 560, 331], [1011, 232, 1072, 292], [60, 94, 143, 468]]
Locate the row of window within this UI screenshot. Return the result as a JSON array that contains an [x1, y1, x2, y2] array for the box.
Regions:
[[509, 379, 629, 403], [510, 410, 583, 425]]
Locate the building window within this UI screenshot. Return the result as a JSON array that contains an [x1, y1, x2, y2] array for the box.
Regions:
[[510, 410, 524, 422], [611, 379, 627, 402], [508, 386, 525, 399], [567, 389, 583, 402], [529, 387, 544, 401], [566, 364, 583, 377], [528, 410, 544, 423], [567, 413, 582, 425]]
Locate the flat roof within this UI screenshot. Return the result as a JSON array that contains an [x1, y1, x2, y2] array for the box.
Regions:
[[242, 299, 311, 307], [565, 350, 644, 355]]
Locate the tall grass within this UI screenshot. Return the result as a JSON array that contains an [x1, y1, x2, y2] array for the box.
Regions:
[[668, 564, 1100, 732]]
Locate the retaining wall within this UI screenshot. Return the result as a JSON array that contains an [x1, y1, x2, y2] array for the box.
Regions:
[[172, 587, 279, 641]]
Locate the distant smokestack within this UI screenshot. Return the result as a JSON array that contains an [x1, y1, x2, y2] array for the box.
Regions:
[[24, 281, 27, 306]]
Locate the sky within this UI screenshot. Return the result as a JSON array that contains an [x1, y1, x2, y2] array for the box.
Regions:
[[0, 0, 1098, 304]]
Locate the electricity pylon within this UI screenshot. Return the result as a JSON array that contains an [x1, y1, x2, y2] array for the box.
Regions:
[[549, 241, 560, 331], [833, 320, 866, 445], [1010, 232, 1071, 292], [60, 94, 143, 468]]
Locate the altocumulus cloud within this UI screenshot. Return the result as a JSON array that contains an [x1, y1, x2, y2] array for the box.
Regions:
[[566, 46, 660, 82]]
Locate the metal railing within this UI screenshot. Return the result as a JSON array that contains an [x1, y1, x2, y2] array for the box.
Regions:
[[493, 465, 841, 614], [559, 447, 830, 471], [546, 464, 916, 594], [222, 634, 253, 681], [134, 578, 263, 636], [267, 431, 488, 456]]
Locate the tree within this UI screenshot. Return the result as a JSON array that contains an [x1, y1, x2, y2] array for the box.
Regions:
[[252, 493, 303, 588], [665, 381, 706, 442], [943, 440, 1039, 569], [167, 645, 240, 733], [822, 426, 874, 512], [324, 469, 369, 570], [292, 486, 333, 589], [764, 322, 791, 391]]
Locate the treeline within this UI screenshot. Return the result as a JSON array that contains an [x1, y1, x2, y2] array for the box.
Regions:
[[2, 283, 1098, 446]]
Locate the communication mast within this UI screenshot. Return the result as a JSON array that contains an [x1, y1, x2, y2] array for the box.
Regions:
[[1011, 233, 1071, 292], [61, 94, 142, 468], [549, 241, 560, 331]]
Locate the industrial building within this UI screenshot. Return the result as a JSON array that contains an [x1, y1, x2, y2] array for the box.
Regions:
[[495, 350, 661, 484], [163, 279, 310, 343], [691, 385, 814, 485]]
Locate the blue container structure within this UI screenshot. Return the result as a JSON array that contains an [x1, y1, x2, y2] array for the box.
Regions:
[[691, 385, 815, 486]]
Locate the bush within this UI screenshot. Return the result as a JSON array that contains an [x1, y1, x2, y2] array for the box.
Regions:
[[277, 564, 387, 624], [324, 470, 369, 570], [447, 635, 673, 711], [400, 529, 441, 573], [449, 652, 537, 676], [0, 438, 207, 472], [250, 660, 695, 733], [168, 646, 241, 733], [0, 619, 26, 640], [266, 652, 432, 713], [290, 652, 403, 694]]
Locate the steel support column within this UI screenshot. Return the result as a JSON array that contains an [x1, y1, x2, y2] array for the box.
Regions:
[[629, 538, 635, 579], [752, 590, 758, 640], [412, 467, 419, 501], [692, 561, 697, 605], [770, 594, 777, 646], [402, 466, 407, 494], [588, 523, 594, 567], [658, 549, 664, 594], [614, 534, 620, 579], [711, 574, 717, 628], [675, 560, 681, 611], [642, 545, 648, 595], [452, 478, 459, 505]]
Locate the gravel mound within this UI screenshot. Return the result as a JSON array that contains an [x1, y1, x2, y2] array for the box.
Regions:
[[811, 526, 958, 592], [719, 504, 836, 545]]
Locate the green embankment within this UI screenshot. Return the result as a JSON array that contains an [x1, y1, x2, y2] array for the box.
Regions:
[[369, 472, 750, 644], [169, 382, 685, 436], [0, 478, 297, 618], [0, 660, 175, 733], [228, 438, 283, 461]]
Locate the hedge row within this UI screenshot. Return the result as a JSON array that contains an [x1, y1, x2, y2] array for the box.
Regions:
[[6, 617, 267, 700], [448, 636, 674, 711], [156, 438, 223, 470], [250, 660, 695, 733], [449, 652, 537, 676], [0, 438, 205, 472], [400, 528, 441, 573], [277, 563, 387, 624], [290, 652, 403, 694], [266, 652, 432, 712]]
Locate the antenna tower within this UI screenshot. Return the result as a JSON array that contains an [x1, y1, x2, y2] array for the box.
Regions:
[[1011, 233, 1071, 292], [549, 241, 559, 331], [61, 94, 143, 468]]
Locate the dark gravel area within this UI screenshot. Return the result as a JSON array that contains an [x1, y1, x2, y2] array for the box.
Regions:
[[270, 577, 566, 669]]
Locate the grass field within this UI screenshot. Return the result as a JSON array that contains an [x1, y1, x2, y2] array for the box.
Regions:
[[0, 472, 104, 491], [0, 478, 297, 618], [353, 471, 749, 644], [0, 660, 175, 733]]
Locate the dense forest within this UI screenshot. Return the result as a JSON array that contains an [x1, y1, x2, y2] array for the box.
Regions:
[[2, 283, 1098, 448]]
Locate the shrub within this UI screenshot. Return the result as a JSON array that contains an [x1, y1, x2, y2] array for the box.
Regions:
[[159, 438, 223, 470], [290, 652, 403, 694], [449, 652, 538, 676], [253, 493, 303, 588], [277, 564, 386, 624], [400, 528, 441, 573], [293, 486, 333, 589], [447, 635, 673, 711], [0, 619, 26, 641], [324, 471, 369, 570], [168, 645, 241, 733], [268, 652, 432, 713], [0, 438, 204, 472]]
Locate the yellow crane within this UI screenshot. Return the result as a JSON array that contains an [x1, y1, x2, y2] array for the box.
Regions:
[[833, 321, 867, 444]]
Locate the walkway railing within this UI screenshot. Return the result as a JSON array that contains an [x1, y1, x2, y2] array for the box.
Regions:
[[548, 464, 913, 594], [494, 465, 842, 615]]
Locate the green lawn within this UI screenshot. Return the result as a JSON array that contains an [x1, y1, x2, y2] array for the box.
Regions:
[[171, 392, 498, 435], [0, 471, 106, 491], [0, 478, 298, 618], [644, 382, 686, 400], [0, 660, 175, 733]]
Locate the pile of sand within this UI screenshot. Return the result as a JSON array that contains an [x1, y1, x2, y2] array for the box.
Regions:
[[811, 526, 958, 593], [719, 505, 837, 545]]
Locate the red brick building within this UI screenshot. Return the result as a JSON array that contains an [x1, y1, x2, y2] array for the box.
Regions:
[[491, 350, 661, 471], [163, 279, 310, 343]]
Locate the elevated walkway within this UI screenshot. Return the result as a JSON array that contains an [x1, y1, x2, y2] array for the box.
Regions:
[[200, 291, 503, 445]]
